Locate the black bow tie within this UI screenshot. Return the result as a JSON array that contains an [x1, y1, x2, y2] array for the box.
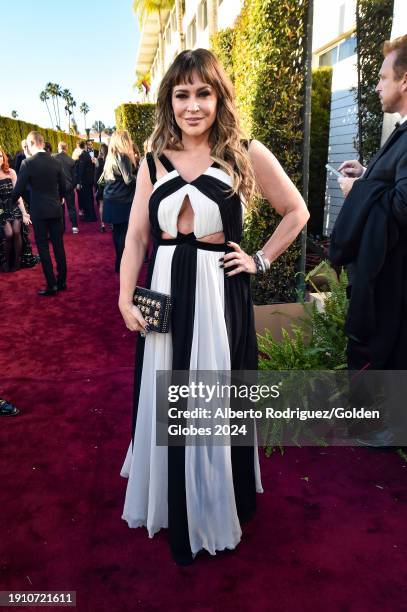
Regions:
[[395, 121, 400, 128]]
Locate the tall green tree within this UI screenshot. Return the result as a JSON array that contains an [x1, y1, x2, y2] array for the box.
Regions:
[[45, 82, 60, 128], [79, 102, 90, 132], [133, 0, 175, 75], [92, 120, 105, 143], [40, 90, 54, 128], [54, 83, 62, 129], [62, 89, 76, 134]]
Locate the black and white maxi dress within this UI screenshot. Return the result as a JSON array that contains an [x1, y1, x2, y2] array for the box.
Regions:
[[121, 152, 263, 561]]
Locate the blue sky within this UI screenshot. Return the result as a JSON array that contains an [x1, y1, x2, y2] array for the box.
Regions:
[[1, 0, 140, 132]]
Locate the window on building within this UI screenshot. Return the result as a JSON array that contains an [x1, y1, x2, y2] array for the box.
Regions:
[[319, 34, 356, 67], [198, 0, 208, 30], [338, 34, 357, 62], [187, 17, 197, 48]]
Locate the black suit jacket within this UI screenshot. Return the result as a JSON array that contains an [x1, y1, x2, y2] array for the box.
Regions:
[[54, 151, 75, 191], [11, 151, 66, 221], [329, 120, 407, 366], [76, 150, 94, 186], [14, 151, 26, 175]]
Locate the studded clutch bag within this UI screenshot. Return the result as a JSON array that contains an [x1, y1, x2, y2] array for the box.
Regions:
[[133, 286, 172, 333]]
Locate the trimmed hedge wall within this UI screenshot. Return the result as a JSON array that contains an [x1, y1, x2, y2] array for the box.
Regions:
[[0, 116, 81, 156], [308, 67, 332, 235], [212, 0, 310, 304], [115, 103, 156, 153], [356, 0, 394, 164]]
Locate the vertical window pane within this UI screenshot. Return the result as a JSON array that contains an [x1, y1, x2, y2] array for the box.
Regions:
[[338, 35, 357, 61]]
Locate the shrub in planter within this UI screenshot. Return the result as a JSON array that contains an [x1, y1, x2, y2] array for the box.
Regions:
[[257, 261, 348, 454]]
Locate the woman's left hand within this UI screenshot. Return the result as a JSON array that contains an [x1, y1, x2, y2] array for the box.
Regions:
[[221, 241, 257, 276], [22, 212, 31, 225]]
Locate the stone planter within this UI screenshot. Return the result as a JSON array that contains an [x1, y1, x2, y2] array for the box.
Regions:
[[254, 303, 306, 341], [254, 293, 329, 341]]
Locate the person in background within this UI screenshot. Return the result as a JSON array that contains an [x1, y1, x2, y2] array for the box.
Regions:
[[8, 142, 38, 269], [44, 142, 52, 154], [0, 147, 31, 272], [102, 130, 137, 272], [54, 142, 79, 234], [94, 143, 108, 232], [72, 144, 83, 216], [10, 131, 67, 295], [86, 140, 94, 156], [75, 141, 97, 221], [14, 140, 29, 174]]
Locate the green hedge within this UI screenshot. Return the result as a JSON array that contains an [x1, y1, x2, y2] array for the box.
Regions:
[[211, 27, 235, 83], [115, 103, 156, 154], [212, 0, 310, 304], [356, 0, 394, 164], [0, 116, 81, 156], [308, 67, 332, 235]]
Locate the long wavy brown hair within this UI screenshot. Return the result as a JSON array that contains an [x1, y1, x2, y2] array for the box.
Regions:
[[150, 48, 256, 204], [0, 147, 11, 173]]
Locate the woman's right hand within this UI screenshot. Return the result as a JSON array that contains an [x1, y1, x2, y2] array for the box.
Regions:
[[22, 212, 31, 225], [119, 301, 148, 333]]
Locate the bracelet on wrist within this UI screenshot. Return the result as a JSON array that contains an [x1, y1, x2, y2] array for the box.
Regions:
[[252, 250, 270, 274]]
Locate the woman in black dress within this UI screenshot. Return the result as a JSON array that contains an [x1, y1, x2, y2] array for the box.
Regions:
[[94, 143, 108, 232], [118, 49, 309, 564], [0, 147, 31, 271]]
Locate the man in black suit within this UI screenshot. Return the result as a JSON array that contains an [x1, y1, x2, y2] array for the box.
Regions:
[[55, 141, 78, 234], [10, 131, 67, 296], [329, 35, 407, 445], [14, 140, 29, 174], [76, 140, 97, 221]]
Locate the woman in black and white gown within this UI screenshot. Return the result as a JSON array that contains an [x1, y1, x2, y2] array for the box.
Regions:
[[119, 49, 309, 565]]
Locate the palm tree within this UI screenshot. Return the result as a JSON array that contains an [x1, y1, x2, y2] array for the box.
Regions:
[[40, 90, 54, 128], [45, 82, 59, 128], [92, 120, 105, 143], [11, 110, 18, 119], [79, 102, 90, 133], [54, 83, 63, 129], [62, 89, 76, 134], [133, 0, 175, 76]]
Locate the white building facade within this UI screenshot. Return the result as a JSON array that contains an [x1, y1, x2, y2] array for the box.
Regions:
[[312, 0, 358, 235], [312, 0, 405, 235], [135, 0, 244, 101]]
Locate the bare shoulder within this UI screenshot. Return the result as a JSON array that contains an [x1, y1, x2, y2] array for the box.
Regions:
[[248, 139, 278, 164], [136, 157, 153, 189], [9, 168, 17, 180], [247, 139, 287, 180]]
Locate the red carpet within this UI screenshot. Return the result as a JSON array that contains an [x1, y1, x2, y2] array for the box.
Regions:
[[1, 219, 407, 612]]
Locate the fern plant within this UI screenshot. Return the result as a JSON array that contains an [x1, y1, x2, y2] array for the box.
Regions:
[[258, 261, 348, 371], [257, 261, 349, 454]]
